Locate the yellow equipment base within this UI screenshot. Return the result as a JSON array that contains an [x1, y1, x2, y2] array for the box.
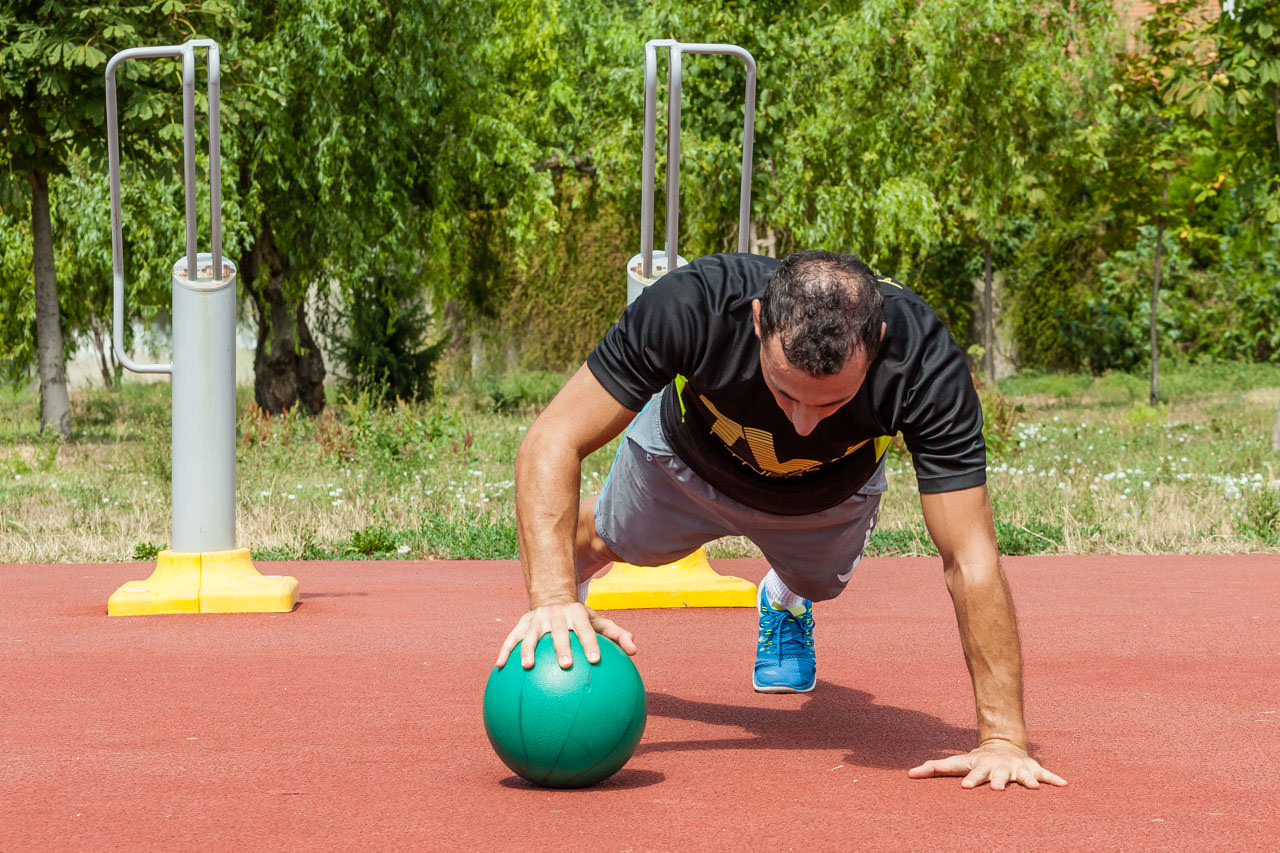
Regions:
[[107, 548, 299, 616], [584, 548, 756, 610]]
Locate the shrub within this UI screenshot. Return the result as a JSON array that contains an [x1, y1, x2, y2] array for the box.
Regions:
[[1238, 488, 1280, 546], [330, 271, 444, 404]]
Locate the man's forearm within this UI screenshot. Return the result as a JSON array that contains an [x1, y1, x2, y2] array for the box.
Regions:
[[514, 434, 583, 608], [512, 364, 638, 610], [946, 560, 1028, 748]]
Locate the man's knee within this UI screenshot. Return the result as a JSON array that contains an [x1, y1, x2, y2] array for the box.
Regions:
[[772, 570, 850, 603], [575, 497, 618, 580]]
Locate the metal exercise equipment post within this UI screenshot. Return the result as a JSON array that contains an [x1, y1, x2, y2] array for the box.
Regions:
[[105, 40, 298, 615], [591, 40, 759, 610], [625, 40, 757, 304]]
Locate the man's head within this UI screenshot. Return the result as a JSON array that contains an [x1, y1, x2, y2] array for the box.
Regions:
[[755, 250, 885, 373], [752, 251, 886, 436]]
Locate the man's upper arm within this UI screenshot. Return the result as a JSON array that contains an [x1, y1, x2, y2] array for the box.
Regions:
[[919, 484, 999, 570], [525, 363, 638, 461]]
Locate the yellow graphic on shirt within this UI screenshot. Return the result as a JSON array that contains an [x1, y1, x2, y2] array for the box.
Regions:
[[699, 394, 883, 477]]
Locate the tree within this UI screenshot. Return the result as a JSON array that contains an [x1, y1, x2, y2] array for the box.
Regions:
[[1167, 0, 1280, 440], [914, 1, 1125, 385], [0, 1, 238, 436], [1112, 0, 1218, 403], [221, 0, 582, 411], [764, 0, 1118, 380]]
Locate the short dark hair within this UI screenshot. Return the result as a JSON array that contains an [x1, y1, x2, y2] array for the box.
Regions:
[[757, 250, 885, 375]]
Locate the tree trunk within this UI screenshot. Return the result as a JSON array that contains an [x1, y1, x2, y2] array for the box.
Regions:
[[1272, 85, 1279, 157], [89, 314, 116, 389], [1272, 397, 1280, 452], [30, 171, 71, 438], [983, 241, 995, 386], [1150, 182, 1167, 406], [240, 225, 326, 415], [1272, 86, 1280, 450]]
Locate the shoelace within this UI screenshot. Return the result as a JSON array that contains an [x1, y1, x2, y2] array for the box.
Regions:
[[757, 607, 785, 649], [777, 609, 814, 654], [758, 606, 813, 652]]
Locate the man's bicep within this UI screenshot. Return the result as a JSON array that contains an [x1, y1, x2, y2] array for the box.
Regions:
[[530, 363, 639, 459], [919, 485, 999, 568]]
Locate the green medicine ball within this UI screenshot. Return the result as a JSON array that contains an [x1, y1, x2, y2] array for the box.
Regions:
[[483, 633, 647, 788]]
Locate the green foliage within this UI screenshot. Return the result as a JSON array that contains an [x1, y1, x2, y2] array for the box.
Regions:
[[992, 519, 1064, 555], [479, 371, 566, 414], [1238, 487, 1280, 545], [1164, 0, 1280, 233], [867, 523, 938, 557], [1123, 400, 1167, 426], [980, 385, 1024, 459], [346, 523, 399, 558], [969, 346, 1024, 457], [0, 209, 35, 383], [768, 0, 1120, 275], [132, 540, 162, 560], [489, 176, 632, 371], [329, 272, 443, 404], [412, 517, 519, 560], [865, 509, 1082, 559], [0, 2, 244, 392], [1000, 360, 1280, 400], [334, 391, 463, 473], [1053, 222, 1280, 371], [0, 2, 238, 180], [4, 0, 1280, 403]]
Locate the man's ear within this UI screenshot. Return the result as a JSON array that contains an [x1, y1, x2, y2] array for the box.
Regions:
[[752, 299, 763, 340], [880, 321, 887, 342]]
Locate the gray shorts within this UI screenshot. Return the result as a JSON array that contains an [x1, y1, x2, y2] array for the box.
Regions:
[[594, 393, 885, 602]]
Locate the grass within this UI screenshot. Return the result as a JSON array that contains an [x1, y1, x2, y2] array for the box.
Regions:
[[2, 362, 1280, 563]]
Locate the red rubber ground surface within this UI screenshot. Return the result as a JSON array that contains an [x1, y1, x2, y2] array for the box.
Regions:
[[2, 555, 1278, 851]]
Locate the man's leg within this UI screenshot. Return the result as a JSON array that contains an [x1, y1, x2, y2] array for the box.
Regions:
[[574, 496, 619, 602], [576, 394, 734, 602], [749, 473, 884, 693], [753, 568, 818, 692]]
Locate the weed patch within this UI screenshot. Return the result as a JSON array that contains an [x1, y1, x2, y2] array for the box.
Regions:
[[867, 524, 938, 557], [1238, 487, 1280, 545], [346, 524, 400, 558], [132, 541, 163, 560], [414, 517, 518, 560]]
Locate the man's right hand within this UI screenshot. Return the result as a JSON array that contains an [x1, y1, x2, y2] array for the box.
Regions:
[[495, 601, 637, 671]]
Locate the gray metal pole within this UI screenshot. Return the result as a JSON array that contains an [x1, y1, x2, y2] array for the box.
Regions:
[[640, 40, 665, 278], [636, 41, 756, 287], [191, 38, 224, 276], [106, 41, 236, 554], [107, 45, 182, 376], [665, 46, 683, 268], [170, 254, 237, 552], [181, 48, 198, 277]]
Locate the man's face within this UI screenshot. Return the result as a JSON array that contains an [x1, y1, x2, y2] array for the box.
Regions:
[[752, 299, 881, 437]]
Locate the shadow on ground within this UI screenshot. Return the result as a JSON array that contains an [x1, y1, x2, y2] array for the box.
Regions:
[[640, 681, 974, 770]]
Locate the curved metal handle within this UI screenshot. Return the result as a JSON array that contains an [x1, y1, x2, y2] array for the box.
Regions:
[[106, 40, 224, 375], [641, 40, 756, 277]]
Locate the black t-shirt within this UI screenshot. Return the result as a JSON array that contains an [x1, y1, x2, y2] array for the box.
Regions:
[[586, 253, 986, 515]]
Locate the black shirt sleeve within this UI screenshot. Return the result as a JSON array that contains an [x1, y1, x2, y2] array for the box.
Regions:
[[882, 288, 986, 494], [586, 264, 710, 411]]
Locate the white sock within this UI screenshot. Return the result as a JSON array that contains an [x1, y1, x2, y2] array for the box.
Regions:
[[577, 579, 591, 604], [762, 569, 806, 615]]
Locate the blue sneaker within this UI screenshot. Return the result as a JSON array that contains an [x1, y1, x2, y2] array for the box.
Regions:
[[752, 586, 816, 693]]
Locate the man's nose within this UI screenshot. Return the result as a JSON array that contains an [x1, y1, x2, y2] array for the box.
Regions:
[[789, 404, 822, 436]]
